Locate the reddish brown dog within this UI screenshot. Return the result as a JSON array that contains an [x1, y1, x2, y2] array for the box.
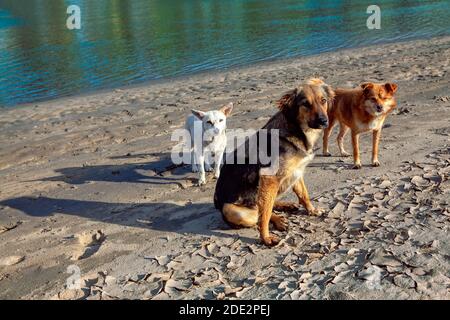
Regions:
[[323, 82, 398, 169]]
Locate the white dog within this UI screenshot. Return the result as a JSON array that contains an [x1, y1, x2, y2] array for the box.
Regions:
[[185, 102, 233, 186]]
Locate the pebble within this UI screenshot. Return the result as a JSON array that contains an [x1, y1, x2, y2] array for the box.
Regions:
[[393, 275, 416, 289]]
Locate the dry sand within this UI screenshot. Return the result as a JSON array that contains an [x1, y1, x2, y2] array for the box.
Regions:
[[0, 36, 449, 300]]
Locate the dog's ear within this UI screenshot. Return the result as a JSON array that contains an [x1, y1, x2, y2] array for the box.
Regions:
[[384, 83, 398, 94], [277, 88, 298, 111], [322, 83, 335, 102], [308, 78, 334, 100], [191, 109, 206, 119], [306, 78, 324, 86], [360, 82, 374, 90], [360, 82, 374, 95], [220, 102, 233, 117]]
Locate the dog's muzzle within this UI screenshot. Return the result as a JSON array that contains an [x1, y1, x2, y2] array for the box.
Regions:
[[310, 116, 329, 129]]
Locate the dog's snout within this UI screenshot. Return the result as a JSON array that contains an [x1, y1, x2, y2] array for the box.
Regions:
[[376, 105, 383, 112], [309, 115, 328, 129], [316, 115, 328, 127]]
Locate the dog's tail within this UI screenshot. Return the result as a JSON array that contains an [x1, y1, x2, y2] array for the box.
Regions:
[[221, 203, 258, 228]]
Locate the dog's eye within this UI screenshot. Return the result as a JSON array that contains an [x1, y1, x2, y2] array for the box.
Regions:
[[303, 101, 312, 109], [207, 120, 213, 125], [219, 119, 224, 122], [371, 97, 377, 102], [321, 98, 327, 104]]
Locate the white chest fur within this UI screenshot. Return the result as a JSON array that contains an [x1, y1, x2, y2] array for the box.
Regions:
[[355, 117, 384, 132], [203, 134, 227, 153], [278, 153, 315, 196], [293, 153, 314, 180]]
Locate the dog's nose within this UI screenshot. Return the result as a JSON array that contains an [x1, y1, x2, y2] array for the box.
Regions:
[[317, 116, 328, 127], [376, 105, 383, 112]]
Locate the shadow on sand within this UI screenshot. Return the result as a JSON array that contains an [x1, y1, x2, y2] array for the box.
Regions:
[[31, 152, 195, 186], [0, 196, 257, 243]]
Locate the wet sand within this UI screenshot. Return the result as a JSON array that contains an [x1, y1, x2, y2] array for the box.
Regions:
[[0, 36, 449, 300]]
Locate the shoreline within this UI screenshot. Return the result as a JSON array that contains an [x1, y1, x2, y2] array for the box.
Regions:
[[2, 34, 450, 112]]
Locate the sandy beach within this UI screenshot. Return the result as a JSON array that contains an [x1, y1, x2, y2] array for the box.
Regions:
[[0, 36, 449, 300]]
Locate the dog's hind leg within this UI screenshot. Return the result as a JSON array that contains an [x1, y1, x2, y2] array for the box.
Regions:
[[222, 202, 288, 231], [191, 150, 198, 172], [222, 203, 258, 228], [337, 124, 350, 157]]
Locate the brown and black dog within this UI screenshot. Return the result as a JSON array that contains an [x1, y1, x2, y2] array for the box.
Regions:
[[214, 79, 334, 246], [322, 82, 398, 169]]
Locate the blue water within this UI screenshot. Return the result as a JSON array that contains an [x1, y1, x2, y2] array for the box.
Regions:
[[0, 0, 449, 107]]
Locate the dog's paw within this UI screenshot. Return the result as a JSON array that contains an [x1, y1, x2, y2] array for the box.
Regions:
[[197, 177, 206, 186], [323, 151, 332, 157], [261, 234, 281, 247], [352, 163, 362, 170], [341, 151, 351, 157], [191, 165, 199, 173], [308, 207, 324, 217], [205, 164, 213, 172], [214, 171, 220, 179], [272, 216, 288, 232], [372, 160, 380, 167]]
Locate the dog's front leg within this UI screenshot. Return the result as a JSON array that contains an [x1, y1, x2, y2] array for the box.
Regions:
[[372, 129, 381, 167], [322, 126, 332, 156], [351, 131, 362, 169], [257, 175, 280, 246], [195, 150, 206, 186], [293, 177, 322, 216], [204, 152, 213, 172], [213, 150, 224, 179]]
